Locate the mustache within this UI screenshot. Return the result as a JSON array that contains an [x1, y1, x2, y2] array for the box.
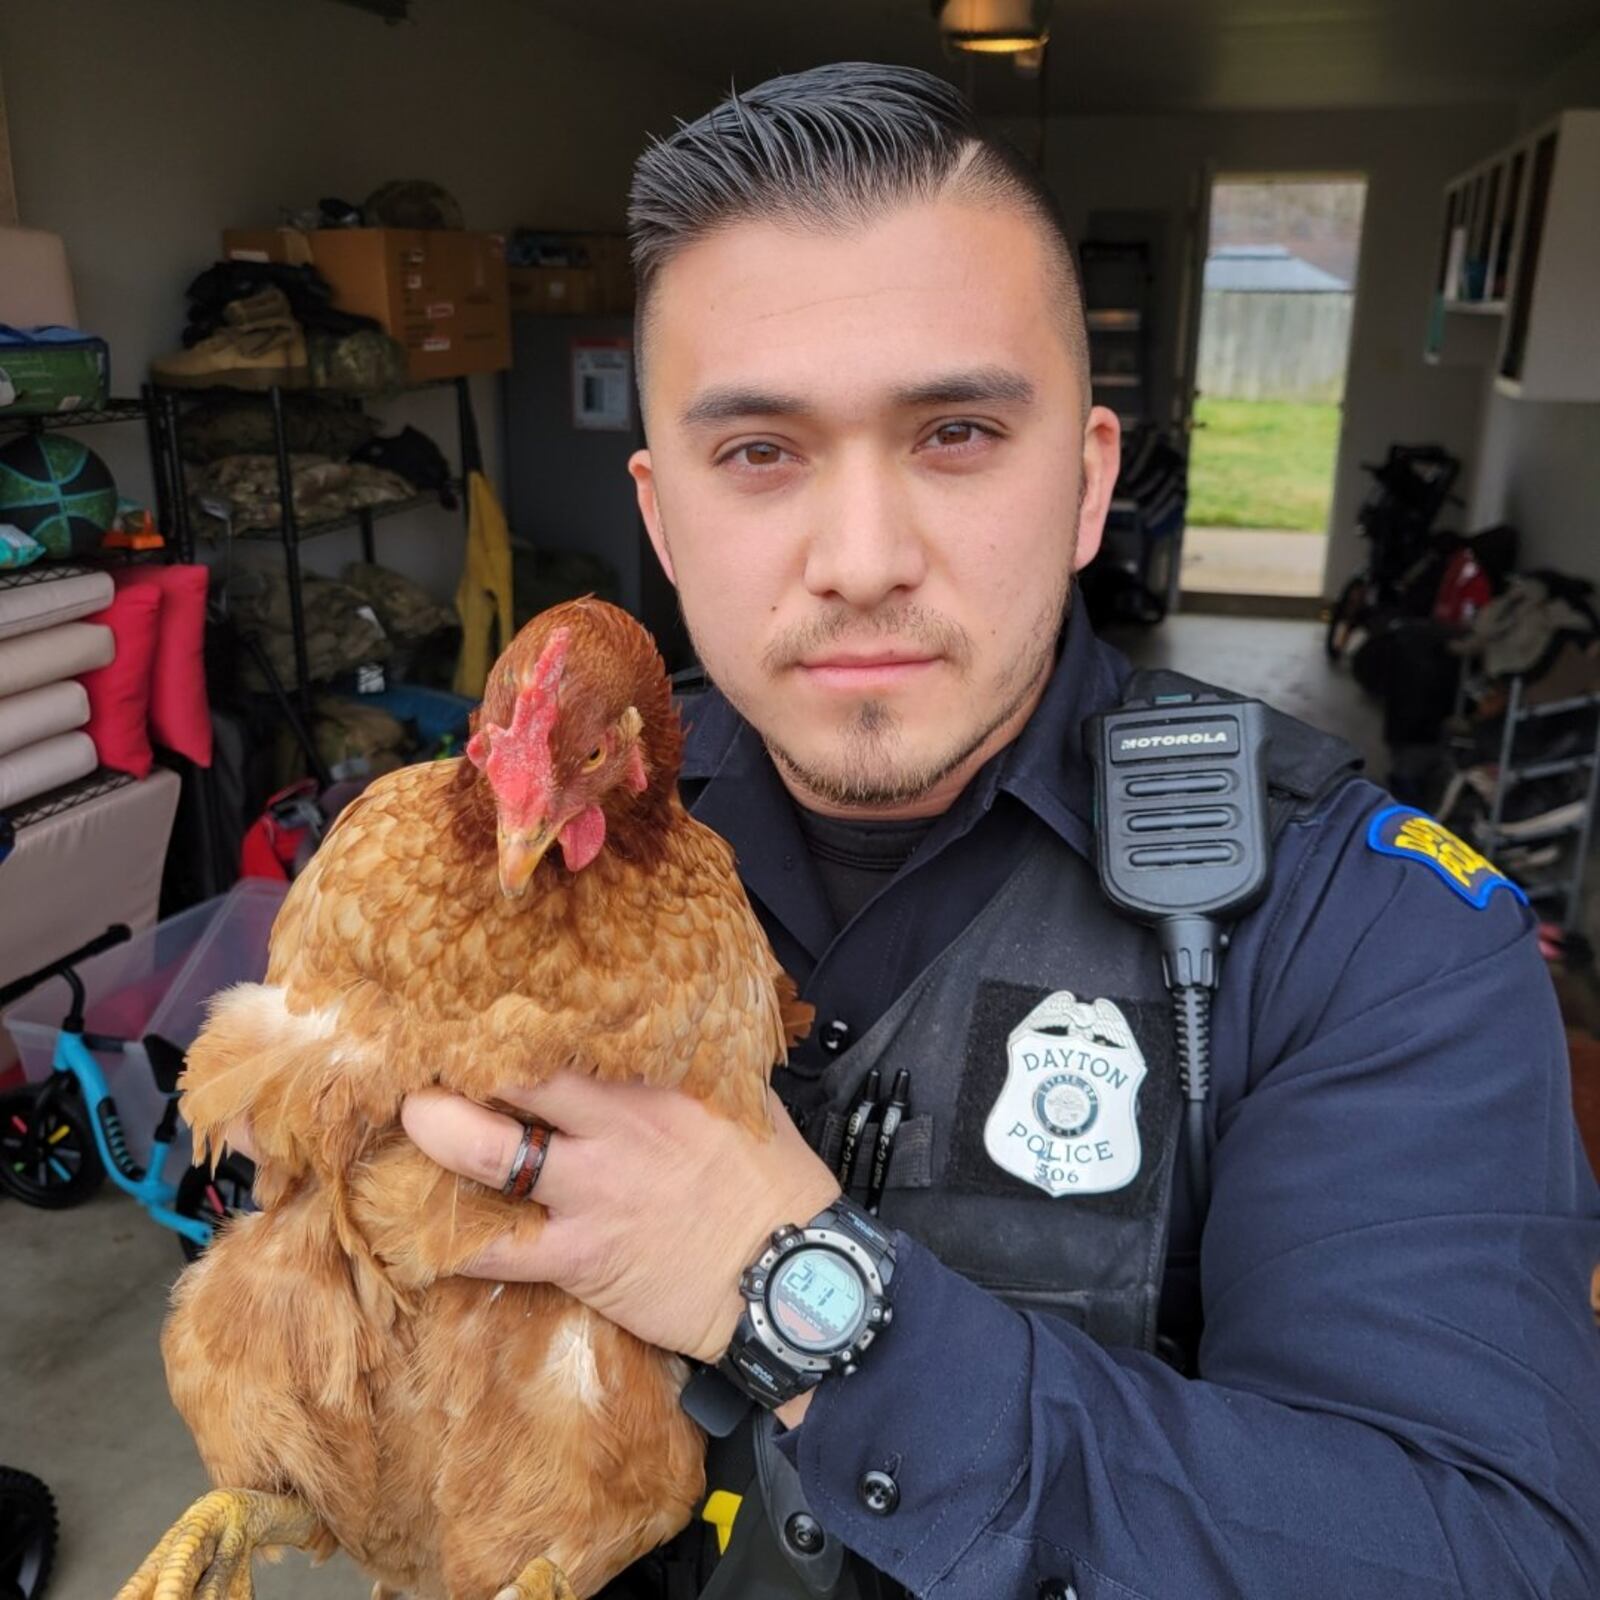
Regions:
[[761, 605, 974, 674]]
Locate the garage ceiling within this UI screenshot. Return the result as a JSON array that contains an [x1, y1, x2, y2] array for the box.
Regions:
[[528, 0, 1600, 114]]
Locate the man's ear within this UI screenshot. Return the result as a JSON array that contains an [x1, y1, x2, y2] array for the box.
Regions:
[[629, 448, 675, 586], [1072, 404, 1122, 573]]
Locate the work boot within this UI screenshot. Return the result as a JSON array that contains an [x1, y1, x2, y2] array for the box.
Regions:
[[152, 322, 309, 391], [222, 285, 295, 326]]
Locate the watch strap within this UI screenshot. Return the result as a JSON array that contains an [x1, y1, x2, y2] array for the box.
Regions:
[[720, 1324, 816, 1409], [819, 1196, 897, 1276]]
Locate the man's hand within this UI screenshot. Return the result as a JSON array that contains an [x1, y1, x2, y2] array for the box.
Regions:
[[401, 1074, 842, 1367]]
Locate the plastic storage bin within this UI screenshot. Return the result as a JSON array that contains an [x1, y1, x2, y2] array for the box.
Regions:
[[2, 879, 286, 1167]]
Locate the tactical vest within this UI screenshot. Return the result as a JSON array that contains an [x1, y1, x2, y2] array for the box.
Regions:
[[618, 672, 1361, 1600]]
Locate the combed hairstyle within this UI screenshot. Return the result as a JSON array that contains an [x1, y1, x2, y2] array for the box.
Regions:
[[627, 62, 1090, 408]]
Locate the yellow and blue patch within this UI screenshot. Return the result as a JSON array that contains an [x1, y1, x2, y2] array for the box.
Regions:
[[1367, 804, 1527, 910]]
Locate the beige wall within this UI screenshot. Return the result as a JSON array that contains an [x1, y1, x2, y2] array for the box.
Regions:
[[1022, 106, 1514, 598], [0, 0, 714, 596]]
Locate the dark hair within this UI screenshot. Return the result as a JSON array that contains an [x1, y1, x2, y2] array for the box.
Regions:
[[627, 62, 1088, 399]]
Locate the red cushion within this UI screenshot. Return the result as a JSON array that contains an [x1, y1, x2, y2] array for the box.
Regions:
[[80, 582, 161, 779], [115, 565, 211, 766]]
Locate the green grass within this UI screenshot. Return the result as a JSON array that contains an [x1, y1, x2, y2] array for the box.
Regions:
[[1185, 398, 1341, 532]]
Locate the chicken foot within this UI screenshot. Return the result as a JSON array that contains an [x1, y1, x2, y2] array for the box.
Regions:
[[115, 1489, 329, 1600], [491, 1556, 578, 1600]]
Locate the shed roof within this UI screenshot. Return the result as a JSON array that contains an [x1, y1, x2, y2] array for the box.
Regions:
[[1204, 245, 1350, 293]]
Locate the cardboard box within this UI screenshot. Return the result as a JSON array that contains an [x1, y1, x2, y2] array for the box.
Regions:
[[507, 232, 634, 316], [508, 265, 598, 316], [222, 227, 510, 381], [580, 234, 635, 314]]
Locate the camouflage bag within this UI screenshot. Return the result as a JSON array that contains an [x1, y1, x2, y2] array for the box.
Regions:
[[341, 561, 459, 643], [179, 395, 378, 464], [311, 695, 411, 779], [227, 565, 390, 690], [193, 452, 414, 533], [306, 330, 409, 395]]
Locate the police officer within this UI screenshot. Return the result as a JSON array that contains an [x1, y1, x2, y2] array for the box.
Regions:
[[404, 64, 1600, 1598]]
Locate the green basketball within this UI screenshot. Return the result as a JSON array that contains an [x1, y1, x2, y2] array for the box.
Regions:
[[0, 433, 119, 558]]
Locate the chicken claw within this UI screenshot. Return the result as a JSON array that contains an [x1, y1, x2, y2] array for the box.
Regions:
[[492, 1556, 578, 1600], [114, 1489, 326, 1600]]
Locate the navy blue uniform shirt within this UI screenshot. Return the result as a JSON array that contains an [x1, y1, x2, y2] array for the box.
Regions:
[[680, 603, 1600, 1599]]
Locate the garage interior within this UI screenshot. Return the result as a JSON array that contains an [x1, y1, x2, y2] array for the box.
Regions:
[[2, 2, 1599, 1595]]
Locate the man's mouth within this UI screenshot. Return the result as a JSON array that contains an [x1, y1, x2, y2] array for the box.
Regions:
[[797, 651, 941, 689], [801, 650, 936, 668]]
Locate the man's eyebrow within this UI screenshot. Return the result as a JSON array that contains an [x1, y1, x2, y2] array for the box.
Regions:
[[891, 369, 1036, 409], [681, 388, 810, 428]]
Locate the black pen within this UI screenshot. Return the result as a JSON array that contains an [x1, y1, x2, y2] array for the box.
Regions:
[[865, 1068, 911, 1216], [836, 1068, 881, 1187]]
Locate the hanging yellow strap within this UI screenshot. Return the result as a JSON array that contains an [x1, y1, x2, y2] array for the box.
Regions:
[[452, 468, 515, 699], [700, 1489, 742, 1557]]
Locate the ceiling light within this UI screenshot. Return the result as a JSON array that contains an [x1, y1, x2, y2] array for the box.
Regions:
[[935, 0, 1051, 55]]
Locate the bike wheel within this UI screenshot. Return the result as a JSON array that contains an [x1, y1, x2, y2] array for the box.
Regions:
[[0, 1467, 57, 1600], [173, 1151, 256, 1263], [1326, 574, 1370, 662], [0, 1085, 105, 1210]]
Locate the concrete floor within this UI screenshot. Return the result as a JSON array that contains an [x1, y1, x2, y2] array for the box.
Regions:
[[2, 1191, 353, 1599], [1179, 525, 1329, 599], [1108, 610, 1386, 778], [2, 614, 1382, 1600]]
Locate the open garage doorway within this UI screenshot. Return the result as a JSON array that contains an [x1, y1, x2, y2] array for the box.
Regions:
[[1181, 174, 1367, 604]]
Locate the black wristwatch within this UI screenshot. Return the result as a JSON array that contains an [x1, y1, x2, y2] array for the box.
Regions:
[[717, 1195, 898, 1411]]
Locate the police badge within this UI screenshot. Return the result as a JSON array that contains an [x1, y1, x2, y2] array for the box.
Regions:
[[983, 992, 1147, 1196]]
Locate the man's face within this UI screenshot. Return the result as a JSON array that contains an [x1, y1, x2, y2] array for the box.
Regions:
[[630, 195, 1119, 817]]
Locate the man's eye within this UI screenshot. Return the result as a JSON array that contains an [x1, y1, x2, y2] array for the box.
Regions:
[[927, 421, 989, 449], [733, 442, 784, 467]]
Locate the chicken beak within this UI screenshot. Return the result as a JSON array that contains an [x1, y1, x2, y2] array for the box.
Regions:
[[498, 821, 557, 898]]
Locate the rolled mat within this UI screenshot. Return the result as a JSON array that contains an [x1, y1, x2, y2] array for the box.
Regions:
[[0, 569, 114, 641], [0, 621, 114, 698], [0, 729, 98, 809], [0, 679, 90, 758]]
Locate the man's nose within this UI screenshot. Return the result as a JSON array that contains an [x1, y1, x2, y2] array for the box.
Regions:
[[801, 449, 928, 609]]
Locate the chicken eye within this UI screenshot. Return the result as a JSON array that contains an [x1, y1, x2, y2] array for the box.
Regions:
[[582, 746, 605, 771]]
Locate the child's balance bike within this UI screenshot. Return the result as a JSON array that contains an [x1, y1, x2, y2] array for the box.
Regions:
[[0, 925, 252, 1259]]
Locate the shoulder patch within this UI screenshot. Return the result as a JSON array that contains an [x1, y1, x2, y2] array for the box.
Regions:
[[1366, 804, 1527, 910]]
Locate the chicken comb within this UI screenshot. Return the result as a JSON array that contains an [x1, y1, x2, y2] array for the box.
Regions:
[[467, 628, 571, 816]]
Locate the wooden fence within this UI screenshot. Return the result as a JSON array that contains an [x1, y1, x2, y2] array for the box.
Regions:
[[1197, 289, 1353, 402]]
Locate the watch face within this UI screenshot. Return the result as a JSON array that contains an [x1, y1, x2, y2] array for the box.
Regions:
[[767, 1246, 868, 1352]]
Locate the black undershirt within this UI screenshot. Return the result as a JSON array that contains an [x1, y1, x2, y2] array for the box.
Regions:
[[791, 803, 937, 930]]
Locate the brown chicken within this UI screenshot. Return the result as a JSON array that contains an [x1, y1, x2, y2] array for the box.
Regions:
[[116, 599, 809, 1600]]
